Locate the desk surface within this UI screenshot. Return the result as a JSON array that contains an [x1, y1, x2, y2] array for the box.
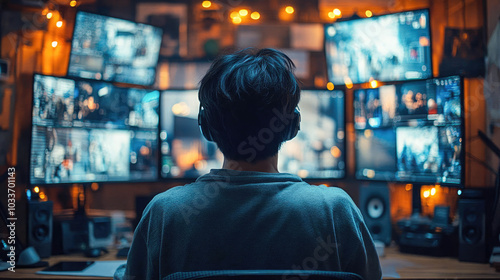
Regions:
[[1, 246, 498, 279]]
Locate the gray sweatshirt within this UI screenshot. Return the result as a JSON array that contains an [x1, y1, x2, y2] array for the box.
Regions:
[[115, 169, 382, 280]]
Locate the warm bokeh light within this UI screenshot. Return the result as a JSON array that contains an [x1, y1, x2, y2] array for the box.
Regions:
[[330, 146, 341, 158], [365, 10, 373, 17], [87, 96, 97, 110], [419, 36, 430, 46], [328, 12, 335, 19], [251, 11, 260, 20], [140, 146, 150, 156], [366, 169, 375, 179], [230, 11, 240, 19], [56, 20, 63, 28], [423, 190, 430, 198], [70, 0, 77, 7], [363, 129, 373, 138], [405, 184, 412, 191], [370, 79, 379, 88], [202, 1, 211, 8], [91, 183, 99, 191], [344, 77, 353, 89], [172, 102, 190, 116], [327, 82, 334, 91], [239, 9, 248, 16], [232, 16, 242, 24], [333, 8, 341, 16], [51, 41, 58, 48], [34, 186, 40, 193], [39, 192, 47, 201], [298, 169, 309, 178], [285, 6, 294, 14], [431, 187, 436, 196], [195, 160, 207, 170], [46, 12, 53, 19]]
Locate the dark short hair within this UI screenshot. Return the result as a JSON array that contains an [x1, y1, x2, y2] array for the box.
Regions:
[[199, 48, 301, 162]]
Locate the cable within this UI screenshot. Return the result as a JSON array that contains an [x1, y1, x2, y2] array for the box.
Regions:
[[466, 151, 498, 176]]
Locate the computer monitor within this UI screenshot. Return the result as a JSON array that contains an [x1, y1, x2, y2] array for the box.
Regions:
[[30, 74, 159, 185], [325, 9, 432, 85], [160, 90, 222, 179], [68, 11, 163, 86], [354, 75, 463, 186], [279, 89, 345, 179], [160, 89, 345, 179]]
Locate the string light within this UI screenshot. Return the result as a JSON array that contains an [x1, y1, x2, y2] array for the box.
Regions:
[[285, 6, 294, 14], [333, 9, 341, 16], [344, 77, 353, 89], [251, 11, 260, 20], [202, 1, 211, 8], [51, 41, 58, 48], [327, 82, 334, 91], [370, 79, 379, 88], [230, 11, 239, 19], [69, 0, 77, 7], [423, 190, 430, 198], [39, 192, 47, 200], [365, 10, 373, 17], [46, 12, 53, 19], [56, 20, 63, 28], [34, 186, 40, 193], [239, 9, 248, 16], [328, 12, 335, 19], [232, 16, 242, 24], [431, 187, 436, 196]]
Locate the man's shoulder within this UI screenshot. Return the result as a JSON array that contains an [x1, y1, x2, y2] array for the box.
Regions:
[[152, 182, 196, 200], [289, 183, 354, 203]]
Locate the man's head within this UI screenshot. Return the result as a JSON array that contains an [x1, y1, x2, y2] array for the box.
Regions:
[[198, 48, 301, 163]]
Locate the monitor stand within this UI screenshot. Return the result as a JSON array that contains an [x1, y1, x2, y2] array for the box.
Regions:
[[73, 183, 90, 220], [52, 183, 112, 255], [397, 184, 432, 230]]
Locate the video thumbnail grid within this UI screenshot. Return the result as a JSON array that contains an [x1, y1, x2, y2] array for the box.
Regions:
[[354, 76, 462, 185], [68, 11, 162, 86], [30, 74, 159, 184], [325, 9, 432, 85]]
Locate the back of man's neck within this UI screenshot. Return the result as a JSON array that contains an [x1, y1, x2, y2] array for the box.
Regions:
[[222, 156, 279, 173]]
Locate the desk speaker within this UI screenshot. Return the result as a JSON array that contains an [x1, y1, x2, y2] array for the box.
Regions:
[[459, 198, 487, 263], [359, 184, 391, 245], [27, 201, 53, 258]]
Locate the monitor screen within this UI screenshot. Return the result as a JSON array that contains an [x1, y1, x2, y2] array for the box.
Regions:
[[68, 11, 163, 86], [279, 90, 345, 179], [325, 9, 432, 85], [160, 90, 222, 178], [30, 74, 159, 184], [160, 89, 345, 179], [354, 76, 463, 185]]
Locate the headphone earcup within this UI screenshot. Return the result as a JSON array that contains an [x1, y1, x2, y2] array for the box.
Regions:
[[286, 108, 301, 141], [198, 108, 214, 142]]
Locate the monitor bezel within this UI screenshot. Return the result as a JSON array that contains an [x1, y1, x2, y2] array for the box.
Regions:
[[29, 73, 161, 187], [67, 10, 163, 87], [323, 8, 434, 87], [352, 75, 465, 187], [158, 88, 348, 182]]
